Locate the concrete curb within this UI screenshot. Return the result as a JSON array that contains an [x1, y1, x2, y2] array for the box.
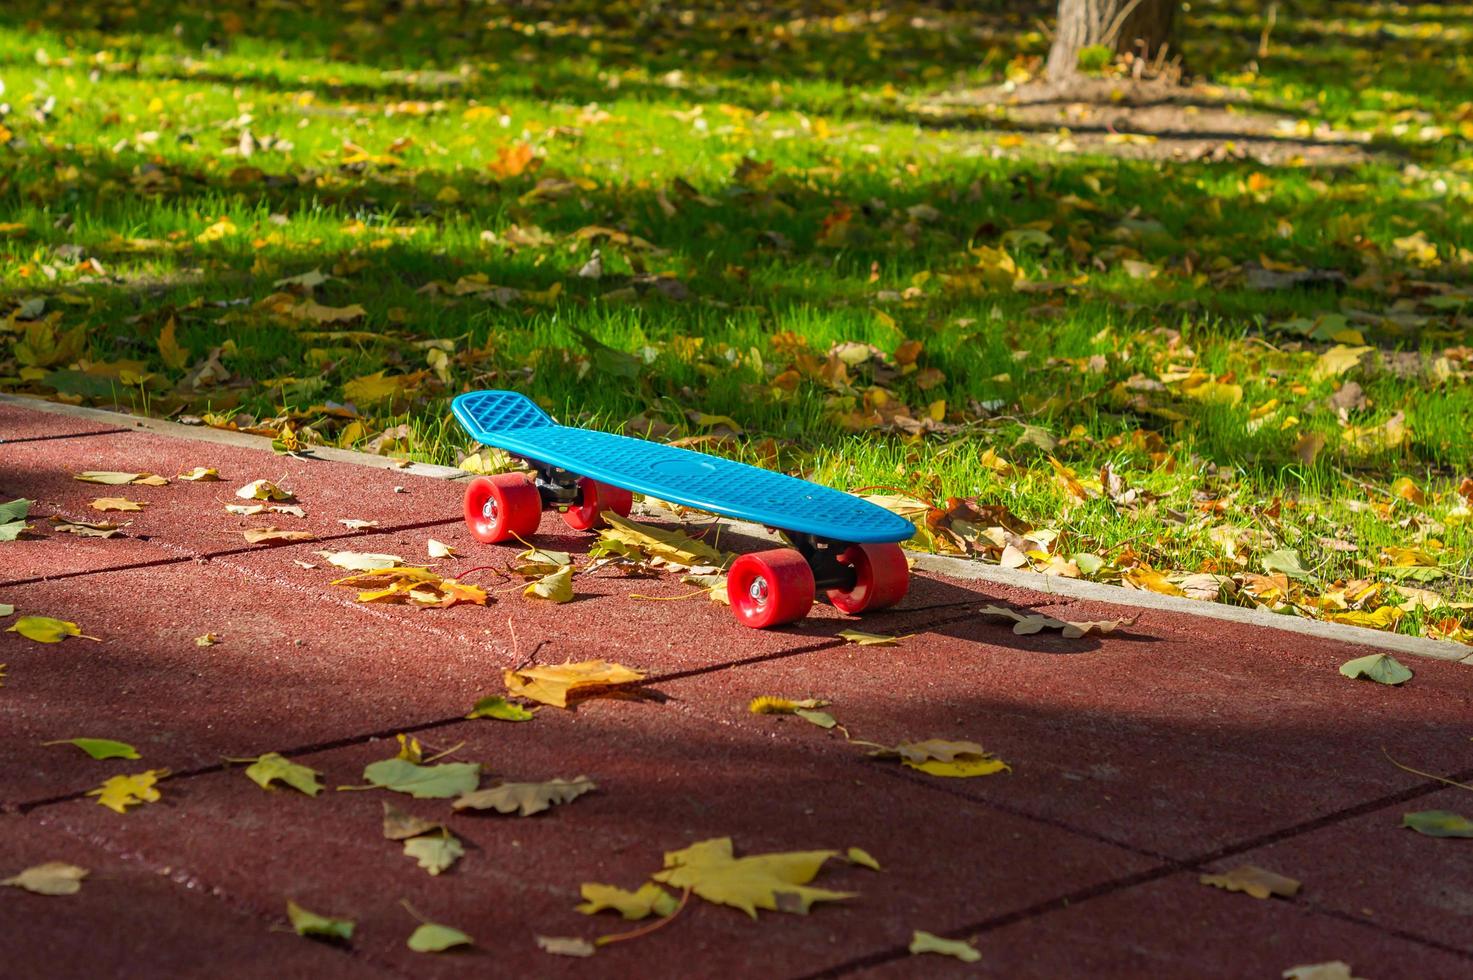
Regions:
[[7, 393, 1470, 665]]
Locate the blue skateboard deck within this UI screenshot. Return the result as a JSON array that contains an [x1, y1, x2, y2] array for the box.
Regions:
[[451, 390, 915, 544]]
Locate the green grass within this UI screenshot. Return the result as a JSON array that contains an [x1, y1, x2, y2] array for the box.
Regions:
[[2, 0, 1471, 643]]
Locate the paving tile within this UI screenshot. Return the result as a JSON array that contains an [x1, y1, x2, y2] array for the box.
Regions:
[[1220, 786, 1473, 957], [639, 597, 1473, 860], [2, 812, 367, 980], [31, 707, 1156, 978], [850, 873, 1471, 978], [0, 400, 129, 442]]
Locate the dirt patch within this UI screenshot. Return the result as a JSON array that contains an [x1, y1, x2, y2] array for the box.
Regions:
[[917, 77, 1373, 166]]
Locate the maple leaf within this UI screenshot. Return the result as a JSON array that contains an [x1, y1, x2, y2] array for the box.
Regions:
[[404, 831, 464, 875], [910, 930, 981, 963], [652, 837, 854, 918], [43, 737, 139, 760], [362, 758, 480, 799], [1199, 865, 1300, 900], [286, 900, 354, 941], [524, 565, 573, 603], [454, 776, 596, 816], [407, 922, 473, 953], [89, 497, 145, 512], [7, 616, 90, 643], [243, 752, 322, 796], [2, 862, 88, 896], [503, 660, 646, 708], [869, 739, 1011, 778], [576, 882, 679, 920], [87, 769, 169, 813]]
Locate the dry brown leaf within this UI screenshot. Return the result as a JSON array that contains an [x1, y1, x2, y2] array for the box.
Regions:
[[503, 660, 645, 708], [242, 527, 316, 544]]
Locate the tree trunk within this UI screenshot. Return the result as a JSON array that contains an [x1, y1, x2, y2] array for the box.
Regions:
[[1046, 0, 1179, 83]]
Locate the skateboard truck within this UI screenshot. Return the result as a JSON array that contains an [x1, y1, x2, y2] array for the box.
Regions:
[[788, 532, 860, 594]]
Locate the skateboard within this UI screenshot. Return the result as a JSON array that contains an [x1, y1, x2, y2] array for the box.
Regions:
[[451, 390, 916, 629]]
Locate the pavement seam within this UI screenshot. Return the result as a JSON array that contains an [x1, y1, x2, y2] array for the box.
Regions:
[[0, 428, 133, 444], [804, 765, 1473, 977]]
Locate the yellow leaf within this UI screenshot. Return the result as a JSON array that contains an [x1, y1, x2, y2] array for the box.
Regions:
[[576, 883, 679, 921], [2, 862, 88, 895], [1325, 606, 1404, 630], [487, 142, 536, 179], [195, 633, 219, 646], [503, 660, 646, 709], [235, 479, 294, 501], [343, 371, 411, 405], [453, 776, 596, 816], [837, 629, 908, 646], [845, 847, 882, 871], [872, 739, 1011, 778], [291, 299, 366, 324], [178, 467, 220, 481], [1199, 864, 1300, 900], [1312, 345, 1371, 381], [1390, 477, 1426, 506], [6, 615, 87, 644], [196, 218, 237, 243], [157, 317, 190, 370], [652, 837, 854, 918], [1183, 381, 1243, 406], [242, 527, 316, 544], [909, 930, 981, 963], [1121, 567, 1187, 597], [89, 497, 145, 512], [427, 539, 455, 559], [523, 565, 574, 603], [86, 769, 169, 814], [596, 513, 730, 569]]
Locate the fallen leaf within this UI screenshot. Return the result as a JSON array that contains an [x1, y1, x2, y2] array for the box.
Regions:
[[49, 516, 125, 538], [503, 660, 645, 708], [1120, 567, 1188, 597], [243, 527, 316, 544], [195, 633, 219, 646], [316, 551, 404, 571], [536, 935, 596, 958], [453, 776, 596, 816], [43, 737, 139, 760], [1199, 865, 1300, 900], [595, 513, 730, 569], [524, 565, 574, 603], [235, 479, 294, 501], [2, 862, 88, 896], [89, 497, 145, 512], [1339, 653, 1412, 685], [243, 752, 323, 796], [74, 471, 168, 486], [465, 695, 535, 722], [837, 629, 908, 646], [870, 739, 1011, 778], [909, 930, 981, 963], [427, 539, 455, 559], [795, 709, 838, 729], [652, 837, 854, 918], [86, 769, 168, 814], [330, 566, 485, 608], [1, 498, 33, 540], [846, 847, 881, 871], [407, 922, 473, 953], [7, 615, 87, 643], [361, 758, 481, 799], [576, 882, 679, 920], [1282, 962, 1363, 980], [381, 802, 443, 841], [978, 604, 1132, 639], [178, 467, 221, 481], [287, 900, 355, 941], [1312, 345, 1372, 381], [338, 519, 378, 530], [1261, 548, 1310, 579], [1401, 810, 1473, 838], [404, 831, 464, 875]]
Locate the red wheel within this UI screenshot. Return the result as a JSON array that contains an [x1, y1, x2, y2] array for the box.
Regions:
[[561, 478, 634, 532], [463, 474, 542, 543], [827, 543, 909, 614], [727, 549, 815, 629]]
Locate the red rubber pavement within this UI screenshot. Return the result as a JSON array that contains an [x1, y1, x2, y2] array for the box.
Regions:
[[3, 400, 1471, 977]]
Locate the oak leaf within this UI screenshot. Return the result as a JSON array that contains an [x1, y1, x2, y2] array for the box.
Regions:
[[652, 837, 853, 918], [453, 776, 596, 816], [503, 660, 645, 708]]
